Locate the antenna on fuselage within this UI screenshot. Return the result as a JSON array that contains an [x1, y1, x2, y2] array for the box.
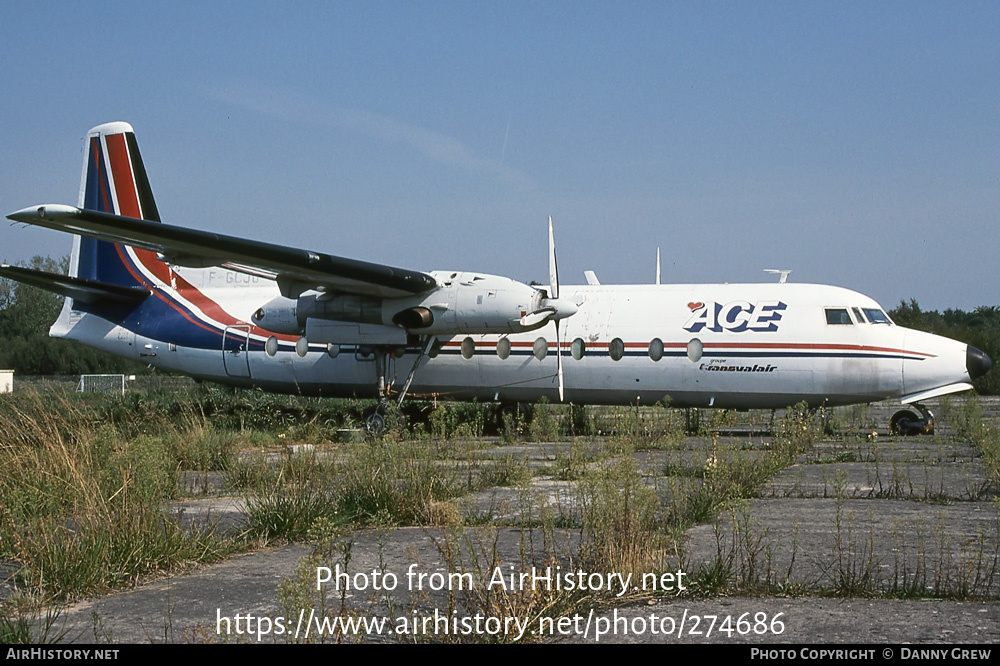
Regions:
[[655, 248, 661, 285], [764, 269, 792, 284]]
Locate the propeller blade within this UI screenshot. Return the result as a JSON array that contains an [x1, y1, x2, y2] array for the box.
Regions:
[[548, 217, 565, 401], [548, 216, 559, 301], [555, 319, 564, 402]]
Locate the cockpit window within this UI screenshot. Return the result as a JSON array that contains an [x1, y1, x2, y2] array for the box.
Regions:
[[852, 307, 866, 324], [825, 308, 853, 325], [863, 308, 892, 325]]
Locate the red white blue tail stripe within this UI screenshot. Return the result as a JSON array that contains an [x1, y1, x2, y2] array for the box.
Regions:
[[74, 123, 296, 352]]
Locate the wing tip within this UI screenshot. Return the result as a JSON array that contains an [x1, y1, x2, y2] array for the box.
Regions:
[[7, 203, 80, 223]]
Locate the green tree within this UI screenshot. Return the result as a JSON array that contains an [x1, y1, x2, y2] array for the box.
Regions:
[[888, 298, 922, 328], [0, 256, 146, 375]]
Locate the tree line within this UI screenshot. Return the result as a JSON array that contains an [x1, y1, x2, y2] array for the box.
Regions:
[[0, 256, 145, 376], [1, 256, 997, 394]]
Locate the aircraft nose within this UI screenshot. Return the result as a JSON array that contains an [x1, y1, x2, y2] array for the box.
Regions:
[[967, 345, 992, 380]]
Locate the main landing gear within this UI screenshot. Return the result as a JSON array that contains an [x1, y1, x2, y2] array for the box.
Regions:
[[890, 403, 935, 436], [363, 404, 390, 437], [363, 336, 436, 437]]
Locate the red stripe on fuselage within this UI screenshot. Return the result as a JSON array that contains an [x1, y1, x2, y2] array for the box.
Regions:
[[117, 246, 299, 344], [700, 342, 934, 358], [113, 244, 220, 337]]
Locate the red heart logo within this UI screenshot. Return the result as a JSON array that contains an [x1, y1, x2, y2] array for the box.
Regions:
[[687, 302, 704, 311]]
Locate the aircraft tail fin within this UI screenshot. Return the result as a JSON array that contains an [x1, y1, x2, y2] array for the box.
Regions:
[[73, 122, 161, 286]]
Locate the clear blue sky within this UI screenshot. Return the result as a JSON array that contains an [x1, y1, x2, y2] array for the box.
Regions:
[[2, 1, 997, 311]]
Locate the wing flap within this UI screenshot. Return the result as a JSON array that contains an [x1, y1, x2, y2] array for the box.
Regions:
[[7, 204, 438, 299]]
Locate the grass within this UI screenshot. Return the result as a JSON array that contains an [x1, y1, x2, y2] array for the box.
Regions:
[[0, 392, 245, 602], [577, 446, 664, 580], [0, 603, 68, 644], [420, 527, 589, 643], [2, 388, 997, 642]]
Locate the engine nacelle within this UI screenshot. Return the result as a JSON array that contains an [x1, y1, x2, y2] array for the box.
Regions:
[[252, 293, 383, 334], [251, 271, 553, 339], [412, 271, 542, 335], [252, 299, 299, 334]]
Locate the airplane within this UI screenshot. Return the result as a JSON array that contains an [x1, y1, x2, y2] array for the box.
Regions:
[[1, 122, 992, 435]]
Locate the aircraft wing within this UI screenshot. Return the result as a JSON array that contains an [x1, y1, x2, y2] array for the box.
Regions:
[[7, 204, 438, 299]]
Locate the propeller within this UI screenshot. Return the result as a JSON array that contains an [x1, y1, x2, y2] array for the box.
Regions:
[[549, 217, 565, 402], [518, 217, 577, 401]]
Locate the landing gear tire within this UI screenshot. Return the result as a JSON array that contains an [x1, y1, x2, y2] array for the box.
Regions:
[[364, 406, 387, 437], [890, 406, 934, 436], [363, 403, 407, 437]]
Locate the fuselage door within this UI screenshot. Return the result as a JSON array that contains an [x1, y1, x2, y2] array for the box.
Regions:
[[223, 325, 252, 378]]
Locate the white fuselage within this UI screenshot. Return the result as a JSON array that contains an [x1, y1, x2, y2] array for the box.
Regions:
[[13, 122, 983, 413], [51, 262, 974, 409]]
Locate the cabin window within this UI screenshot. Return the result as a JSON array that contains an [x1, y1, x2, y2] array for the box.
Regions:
[[609, 337, 625, 361], [648, 338, 664, 362], [687, 338, 703, 362], [496, 337, 511, 360], [863, 308, 892, 325], [533, 337, 548, 361], [825, 308, 852, 325], [852, 307, 866, 324], [461, 337, 475, 359], [571, 338, 586, 360]]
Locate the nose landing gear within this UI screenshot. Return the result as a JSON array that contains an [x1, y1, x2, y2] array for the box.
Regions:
[[890, 403, 935, 436]]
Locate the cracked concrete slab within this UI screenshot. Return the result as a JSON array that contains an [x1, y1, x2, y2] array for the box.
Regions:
[[8, 398, 999, 644]]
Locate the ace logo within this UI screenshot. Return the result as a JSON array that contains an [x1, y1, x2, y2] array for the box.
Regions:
[[683, 300, 787, 333]]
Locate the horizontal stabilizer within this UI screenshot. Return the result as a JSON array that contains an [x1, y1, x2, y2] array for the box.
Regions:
[[0, 264, 150, 304]]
